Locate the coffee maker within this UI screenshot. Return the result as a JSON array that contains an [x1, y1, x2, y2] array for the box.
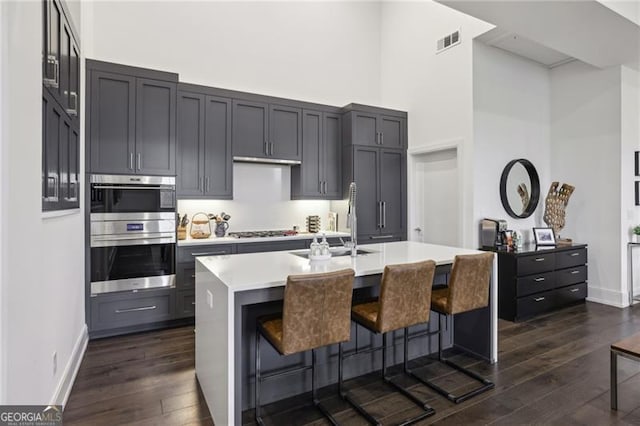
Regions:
[[480, 218, 508, 248]]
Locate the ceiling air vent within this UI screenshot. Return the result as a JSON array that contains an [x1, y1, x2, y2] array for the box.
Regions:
[[437, 29, 461, 54]]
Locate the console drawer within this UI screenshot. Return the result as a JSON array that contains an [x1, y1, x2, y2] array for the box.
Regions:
[[516, 291, 554, 319], [517, 253, 556, 276], [556, 265, 587, 287], [91, 289, 174, 331], [556, 248, 587, 270], [553, 282, 587, 306], [517, 271, 556, 297]]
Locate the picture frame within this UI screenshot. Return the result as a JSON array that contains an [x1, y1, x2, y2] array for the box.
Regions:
[[533, 227, 556, 246], [635, 151, 640, 176], [636, 181, 640, 206]]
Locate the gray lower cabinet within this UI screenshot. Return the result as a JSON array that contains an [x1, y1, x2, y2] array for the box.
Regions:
[[177, 88, 232, 198], [343, 106, 406, 149], [90, 288, 175, 332], [232, 99, 302, 162], [176, 290, 196, 319], [87, 60, 177, 176], [291, 110, 342, 199], [345, 145, 407, 243]]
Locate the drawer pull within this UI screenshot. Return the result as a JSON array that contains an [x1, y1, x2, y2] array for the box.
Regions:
[[534, 258, 545, 262], [570, 252, 580, 257], [570, 288, 580, 293], [534, 277, 545, 282], [115, 305, 157, 314], [191, 302, 196, 305], [191, 274, 196, 278], [571, 270, 581, 275], [370, 235, 395, 240], [191, 251, 227, 256], [534, 297, 545, 302]]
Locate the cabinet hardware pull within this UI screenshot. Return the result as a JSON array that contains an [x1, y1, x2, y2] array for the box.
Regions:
[[130, 153, 134, 171], [534, 258, 545, 262], [380, 132, 384, 145], [323, 181, 327, 194], [318, 181, 322, 194], [191, 302, 196, 305], [199, 177, 204, 192], [571, 270, 580, 274], [264, 140, 268, 155], [570, 252, 580, 256], [534, 297, 545, 302], [382, 201, 386, 228], [269, 142, 274, 156], [191, 274, 196, 278], [534, 277, 545, 282], [45, 175, 59, 202], [191, 251, 227, 256], [205, 176, 210, 192], [43, 55, 59, 88], [115, 305, 157, 313], [570, 288, 580, 293], [378, 202, 383, 228], [136, 153, 141, 170], [370, 235, 395, 239], [66, 92, 78, 116]]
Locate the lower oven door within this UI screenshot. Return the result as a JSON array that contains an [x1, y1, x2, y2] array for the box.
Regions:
[[91, 243, 176, 295]]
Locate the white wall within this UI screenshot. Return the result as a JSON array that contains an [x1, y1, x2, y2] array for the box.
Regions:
[[378, 0, 493, 248], [178, 163, 331, 232], [86, 1, 382, 107], [473, 42, 551, 244], [0, 0, 7, 404], [1, 1, 86, 405], [551, 61, 623, 306]]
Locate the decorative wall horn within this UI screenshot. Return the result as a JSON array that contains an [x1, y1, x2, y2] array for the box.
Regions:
[[543, 182, 575, 238]]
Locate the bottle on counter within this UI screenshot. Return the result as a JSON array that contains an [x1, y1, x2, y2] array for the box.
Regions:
[[320, 233, 330, 256], [310, 235, 320, 257]]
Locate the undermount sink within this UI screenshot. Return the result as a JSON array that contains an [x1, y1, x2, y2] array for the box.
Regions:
[[290, 248, 374, 259]]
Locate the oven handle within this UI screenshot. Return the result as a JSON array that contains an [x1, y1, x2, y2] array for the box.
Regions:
[[91, 185, 175, 190], [91, 235, 176, 247]]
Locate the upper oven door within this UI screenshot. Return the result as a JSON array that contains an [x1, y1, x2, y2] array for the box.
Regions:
[[90, 174, 175, 214]]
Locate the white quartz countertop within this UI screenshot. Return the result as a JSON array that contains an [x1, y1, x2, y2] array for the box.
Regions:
[[178, 231, 350, 246], [196, 241, 488, 292]]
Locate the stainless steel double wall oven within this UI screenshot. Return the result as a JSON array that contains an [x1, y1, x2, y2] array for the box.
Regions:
[[90, 175, 176, 296]]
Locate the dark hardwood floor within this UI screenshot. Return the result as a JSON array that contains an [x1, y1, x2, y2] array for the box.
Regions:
[[65, 302, 640, 425]]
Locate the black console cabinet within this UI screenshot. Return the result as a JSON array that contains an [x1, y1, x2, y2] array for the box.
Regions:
[[494, 244, 588, 321]]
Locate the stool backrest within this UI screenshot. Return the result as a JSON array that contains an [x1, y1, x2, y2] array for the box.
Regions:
[[282, 268, 355, 354], [377, 260, 436, 333], [447, 253, 494, 314]]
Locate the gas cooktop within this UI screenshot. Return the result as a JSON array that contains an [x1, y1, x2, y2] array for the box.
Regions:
[[228, 230, 298, 239]]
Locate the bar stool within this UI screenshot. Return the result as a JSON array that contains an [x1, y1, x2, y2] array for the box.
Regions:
[[342, 260, 437, 425], [255, 268, 355, 426], [412, 252, 495, 404]]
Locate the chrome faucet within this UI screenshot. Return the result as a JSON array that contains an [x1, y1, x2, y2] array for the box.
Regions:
[[346, 182, 357, 257]]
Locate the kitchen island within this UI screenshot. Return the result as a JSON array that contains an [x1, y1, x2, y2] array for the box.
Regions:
[[195, 241, 497, 426]]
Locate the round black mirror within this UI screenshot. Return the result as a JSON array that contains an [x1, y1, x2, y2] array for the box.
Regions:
[[500, 159, 540, 219]]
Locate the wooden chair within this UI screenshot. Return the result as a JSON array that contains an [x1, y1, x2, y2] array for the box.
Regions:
[[255, 269, 355, 425], [342, 260, 437, 425]]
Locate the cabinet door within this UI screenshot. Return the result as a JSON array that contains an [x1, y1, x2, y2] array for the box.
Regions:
[[323, 113, 342, 199], [43, 92, 61, 209], [297, 110, 323, 197], [204, 95, 233, 198], [232, 100, 269, 159], [64, 124, 80, 207], [269, 104, 302, 161], [177, 92, 205, 197], [89, 71, 136, 174], [353, 146, 380, 237], [379, 149, 406, 237], [135, 78, 177, 176], [64, 34, 80, 122], [352, 112, 378, 146], [43, 0, 62, 93], [380, 115, 404, 149]]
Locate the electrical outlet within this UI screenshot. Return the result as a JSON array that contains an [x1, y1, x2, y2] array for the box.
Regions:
[[206, 290, 213, 309], [52, 351, 57, 376]]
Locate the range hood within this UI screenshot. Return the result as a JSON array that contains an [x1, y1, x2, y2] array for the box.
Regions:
[[233, 156, 301, 165]]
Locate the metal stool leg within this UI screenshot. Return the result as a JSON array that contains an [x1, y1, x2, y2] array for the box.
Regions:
[[255, 327, 264, 426], [311, 348, 339, 426]]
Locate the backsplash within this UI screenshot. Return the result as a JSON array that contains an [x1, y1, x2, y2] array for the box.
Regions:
[[178, 162, 335, 232]]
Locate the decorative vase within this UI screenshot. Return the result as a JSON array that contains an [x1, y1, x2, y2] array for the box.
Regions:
[[215, 222, 229, 237]]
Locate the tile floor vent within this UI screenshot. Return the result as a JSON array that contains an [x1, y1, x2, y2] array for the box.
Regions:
[[437, 29, 461, 54]]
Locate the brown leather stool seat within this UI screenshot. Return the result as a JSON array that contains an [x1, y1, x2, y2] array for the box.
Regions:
[[255, 269, 355, 426], [341, 260, 437, 426], [420, 252, 495, 404]]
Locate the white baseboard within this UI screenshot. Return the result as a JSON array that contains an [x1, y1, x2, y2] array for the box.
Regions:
[[586, 286, 628, 308], [51, 324, 88, 408]]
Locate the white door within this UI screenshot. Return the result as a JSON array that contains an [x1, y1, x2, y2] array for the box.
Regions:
[[412, 148, 459, 246]]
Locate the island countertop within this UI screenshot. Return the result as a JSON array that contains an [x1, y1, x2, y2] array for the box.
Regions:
[[196, 241, 487, 293]]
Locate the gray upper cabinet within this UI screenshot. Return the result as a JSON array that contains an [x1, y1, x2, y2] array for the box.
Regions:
[[291, 110, 342, 200], [135, 78, 176, 175], [232, 99, 301, 162], [87, 60, 178, 176], [177, 87, 232, 199], [343, 105, 407, 149], [379, 149, 406, 236]]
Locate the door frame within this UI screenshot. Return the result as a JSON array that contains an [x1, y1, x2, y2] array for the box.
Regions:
[[407, 140, 464, 246]]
